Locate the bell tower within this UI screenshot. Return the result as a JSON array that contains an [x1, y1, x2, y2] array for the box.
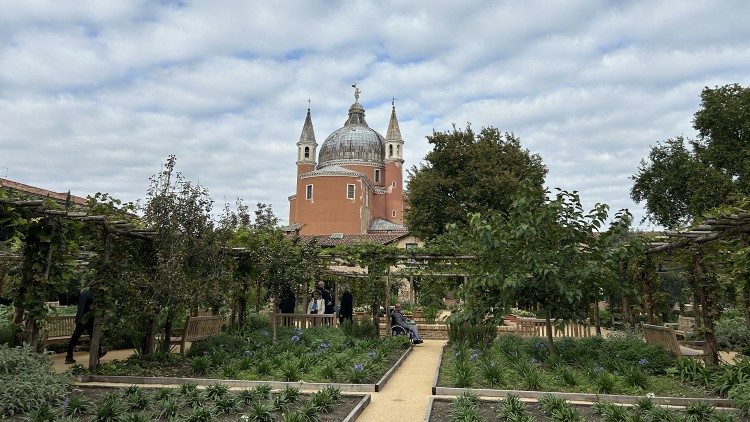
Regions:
[[296, 106, 317, 177], [384, 98, 404, 225]]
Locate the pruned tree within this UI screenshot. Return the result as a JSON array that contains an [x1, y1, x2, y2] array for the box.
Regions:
[[463, 181, 608, 353], [405, 125, 547, 239]]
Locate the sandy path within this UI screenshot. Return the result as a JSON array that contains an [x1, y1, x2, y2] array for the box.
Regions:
[[356, 339, 446, 421]]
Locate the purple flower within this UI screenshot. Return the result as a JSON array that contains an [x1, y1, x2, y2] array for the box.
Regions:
[[354, 363, 364, 371], [319, 342, 330, 351], [534, 342, 546, 350], [244, 350, 252, 356], [531, 357, 538, 364], [470, 351, 479, 361], [61, 396, 69, 414], [367, 351, 376, 358], [594, 366, 604, 374], [291, 335, 300, 342], [639, 358, 649, 366]]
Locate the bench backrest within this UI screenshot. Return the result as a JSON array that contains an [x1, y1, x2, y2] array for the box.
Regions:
[[643, 324, 681, 356], [45, 315, 76, 338], [182, 316, 225, 342], [678, 316, 696, 334]]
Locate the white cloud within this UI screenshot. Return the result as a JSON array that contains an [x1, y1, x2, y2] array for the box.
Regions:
[[1, 0, 749, 228]]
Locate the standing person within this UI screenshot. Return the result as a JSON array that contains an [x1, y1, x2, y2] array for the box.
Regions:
[[279, 288, 296, 313], [392, 303, 423, 344], [307, 290, 325, 314], [279, 288, 296, 327], [65, 288, 105, 364], [339, 286, 353, 324], [317, 281, 334, 314]]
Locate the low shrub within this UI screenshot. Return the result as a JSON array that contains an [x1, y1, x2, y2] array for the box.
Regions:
[[715, 310, 750, 352], [0, 345, 70, 416], [729, 381, 750, 416], [185, 333, 245, 358], [447, 323, 497, 348], [340, 319, 378, 338]]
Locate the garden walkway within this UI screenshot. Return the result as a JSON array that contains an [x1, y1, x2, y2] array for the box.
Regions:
[[357, 339, 446, 421]]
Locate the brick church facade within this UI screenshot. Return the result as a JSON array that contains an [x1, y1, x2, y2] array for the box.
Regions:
[[288, 90, 406, 236]]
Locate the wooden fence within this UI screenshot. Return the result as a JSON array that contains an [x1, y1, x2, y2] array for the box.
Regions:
[[273, 313, 339, 329], [513, 317, 593, 338]]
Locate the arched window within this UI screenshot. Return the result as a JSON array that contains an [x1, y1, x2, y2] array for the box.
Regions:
[[397, 145, 401, 155], [389, 144, 393, 157], [304, 146, 310, 158]]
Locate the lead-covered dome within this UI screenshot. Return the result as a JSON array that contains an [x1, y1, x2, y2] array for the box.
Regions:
[[317, 102, 385, 168]]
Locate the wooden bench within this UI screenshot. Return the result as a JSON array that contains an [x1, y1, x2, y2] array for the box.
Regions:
[[643, 324, 705, 360], [44, 315, 88, 345], [167, 316, 225, 354], [664, 316, 696, 339]]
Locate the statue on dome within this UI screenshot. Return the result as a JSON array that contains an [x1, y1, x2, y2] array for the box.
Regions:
[[352, 83, 361, 101]]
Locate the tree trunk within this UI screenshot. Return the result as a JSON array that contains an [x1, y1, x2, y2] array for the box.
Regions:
[[272, 287, 278, 342], [692, 289, 703, 329], [161, 312, 174, 354], [743, 237, 750, 328], [254, 282, 262, 312], [89, 227, 111, 371], [642, 257, 656, 325], [26, 319, 43, 353], [621, 295, 632, 326], [239, 283, 248, 329], [88, 313, 103, 370], [692, 248, 719, 365], [545, 307, 555, 355], [141, 318, 156, 356], [371, 275, 380, 339], [594, 302, 602, 336]]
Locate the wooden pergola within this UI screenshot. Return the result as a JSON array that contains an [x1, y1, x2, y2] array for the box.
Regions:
[[645, 211, 750, 365], [0, 198, 153, 369]]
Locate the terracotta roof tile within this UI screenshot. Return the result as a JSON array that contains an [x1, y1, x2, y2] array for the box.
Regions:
[[0, 178, 88, 206], [299, 233, 407, 247]]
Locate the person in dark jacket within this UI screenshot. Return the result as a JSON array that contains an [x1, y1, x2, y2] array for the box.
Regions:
[[65, 288, 105, 364], [279, 289, 296, 313], [317, 281, 334, 314], [339, 286, 353, 324]]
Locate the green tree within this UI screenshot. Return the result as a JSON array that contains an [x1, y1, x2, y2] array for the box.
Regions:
[[138, 155, 219, 354], [631, 84, 750, 228], [693, 83, 750, 192], [405, 125, 547, 239], [463, 183, 608, 353], [631, 137, 735, 228]]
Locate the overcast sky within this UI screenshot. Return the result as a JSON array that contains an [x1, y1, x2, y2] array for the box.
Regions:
[[1, 1, 749, 228]]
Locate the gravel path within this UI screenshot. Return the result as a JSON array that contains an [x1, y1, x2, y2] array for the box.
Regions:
[[357, 339, 446, 421]]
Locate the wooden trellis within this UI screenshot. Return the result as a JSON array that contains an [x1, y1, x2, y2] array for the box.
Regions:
[[0, 198, 154, 369]]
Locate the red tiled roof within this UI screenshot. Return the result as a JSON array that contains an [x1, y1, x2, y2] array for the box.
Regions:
[[0, 178, 88, 206], [299, 233, 407, 247]]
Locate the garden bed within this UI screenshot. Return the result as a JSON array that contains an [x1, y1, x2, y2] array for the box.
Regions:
[[4, 384, 368, 421], [425, 394, 748, 421], [434, 334, 746, 404], [91, 326, 412, 392]]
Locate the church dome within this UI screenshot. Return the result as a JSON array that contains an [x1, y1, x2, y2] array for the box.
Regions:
[[317, 102, 385, 168]]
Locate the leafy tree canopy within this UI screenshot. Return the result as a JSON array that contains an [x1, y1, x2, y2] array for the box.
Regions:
[[405, 125, 547, 239], [631, 84, 750, 228]]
